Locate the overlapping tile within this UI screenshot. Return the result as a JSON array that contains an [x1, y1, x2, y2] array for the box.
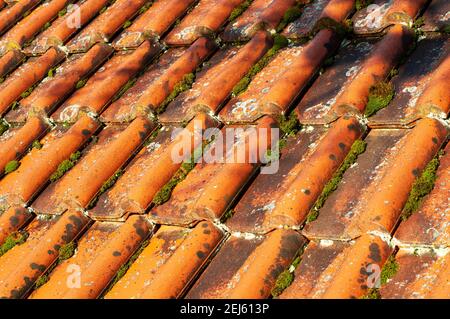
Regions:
[[165, 0, 245, 46], [227, 116, 364, 234], [113, 0, 196, 50], [220, 29, 340, 123], [421, 0, 449, 32], [159, 31, 273, 124], [0, 0, 41, 37], [221, 0, 297, 42], [370, 34, 450, 128], [105, 221, 224, 299], [352, 0, 428, 35], [296, 25, 414, 124], [186, 229, 305, 299], [0, 49, 24, 78], [303, 118, 448, 241]]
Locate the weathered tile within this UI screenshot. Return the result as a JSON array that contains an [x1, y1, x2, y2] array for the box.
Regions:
[[422, 0, 450, 32], [0, 49, 24, 78], [187, 229, 305, 299], [0, 0, 41, 37], [0, 206, 33, 245], [105, 221, 224, 299]]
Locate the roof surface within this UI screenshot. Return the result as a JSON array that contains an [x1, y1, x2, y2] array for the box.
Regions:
[[0, 0, 449, 299]]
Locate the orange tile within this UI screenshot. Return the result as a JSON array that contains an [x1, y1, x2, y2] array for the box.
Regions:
[[165, 0, 245, 46], [52, 41, 161, 122], [24, 0, 112, 56], [0, 210, 90, 298], [220, 29, 340, 123], [150, 116, 277, 226], [187, 229, 305, 299], [89, 113, 219, 221], [7, 43, 113, 123], [304, 118, 448, 241], [281, 235, 392, 298], [31, 117, 156, 215], [0, 206, 33, 245], [381, 249, 450, 299], [65, 0, 149, 53], [102, 37, 217, 123], [105, 221, 224, 299], [394, 143, 450, 247], [0, 116, 48, 173], [369, 35, 449, 128], [228, 116, 364, 233], [282, 0, 355, 39], [221, 0, 297, 42], [352, 0, 428, 35], [0, 0, 41, 37], [0, 49, 24, 79], [422, 0, 449, 32], [30, 215, 153, 299], [0, 47, 66, 116], [0, 115, 99, 207], [113, 0, 197, 50], [0, 0, 72, 53], [159, 31, 273, 124]]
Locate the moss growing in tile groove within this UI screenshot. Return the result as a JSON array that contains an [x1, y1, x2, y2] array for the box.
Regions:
[[75, 78, 88, 90], [0, 118, 9, 135], [58, 241, 76, 262], [306, 140, 367, 223], [313, 17, 352, 39], [276, 4, 304, 33], [364, 81, 395, 117], [278, 112, 301, 137], [228, 0, 253, 22], [220, 209, 235, 223], [111, 78, 137, 102], [361, 288, 381, 299], [442, 25, 450, 34], [4, 160, 20, 174], [361, 255, 399, 299], [231, 34, 289, 97], [401, 151, 443, 221], [271, 249, 304, 297], [138, 1, 153, 15], [100, 239, 151, 298], [49, 151, 82, 182], [355, 0, 373, 10], [156, 73, 195, 114], [88, 169, 124, 209], [32, 139, 43, 150], [0, 231, 29, 257], [34, 274, 49, 288], [122, 20, 132, 29]]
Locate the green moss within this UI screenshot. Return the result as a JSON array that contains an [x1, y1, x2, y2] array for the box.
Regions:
[[361, 288, 381, 299], [441, 25, 450, 34], [276, 5, 303, 32], [88, 169, 124, 208], [364, 81, 394, 117], [99, 6, 108, 14], [75, 79, 88, 90], [0, 231, 29, 257], [228, 0, 253, 22], [20, 86, 35, 99], [232, 34, 289, 96], [355, 0, 373, 10], [278, 112, 300, 137], [271, 255, 302, 297], [220, 209, 234, 223], [157, 73, 195, 114], [47, 67, 57, 78], [401, 152, 442, 221], [0, 119, 9, 135], [307, 140, 367, 223], [35, 275, 49, 288], [58, 8, 67, 17], [313, 17, 351, 38], [50, 151, 81, 182], [32, 140, 43, 150], [112, 78, 137, 102], [58, 242, 76, 262], [122, 20, 132, 29], [380, 255, 399, 285], [138, 2, 153, 15], [4, 160, 20, 174], [43, 22, 51, 31], [413, 17, 425, 29]]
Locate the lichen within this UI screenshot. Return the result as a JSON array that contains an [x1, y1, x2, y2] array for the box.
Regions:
[[0, 231, 29, 257], [157, 73, 195, 114], [4, 160, 20, 174], [364, 81, 394, 117], [58, 242, 76, 262], [232, 34, 289, 97], [228, 0, 253, 22], [49, 151, 81, 182], [401, 151, 442, 221], [306, 140, 367, 223]]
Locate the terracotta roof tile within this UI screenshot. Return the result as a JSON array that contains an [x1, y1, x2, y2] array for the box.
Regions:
[[303, 118, 448, 241], [421, 0, 449, 32], [221, 0, 297, 42], [370, 34, 450, 128], [113, 0, 197, 50], [165, 0, 244, 46], [228, 116, 364, 234], [105, 221, 224, 299], [297, 24, 414, 124], [352, 0, 428, 35], [0, 206, 33, 245], [0, 0, 41, 37], [159, 31, 273, 124], [280, 235, 392, 298], [186, 229, 305, 299], [282, 0, 355, 39], [0, 49, 24, 78]]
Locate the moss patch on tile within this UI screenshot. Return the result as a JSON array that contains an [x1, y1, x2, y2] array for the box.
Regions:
[[220, 209, 234, 223], [355, 0, 373, 10], [361, 288, 381, 299], [49, 151, 81, 182], [4, 160, 20, 174], [232, 34, 289, 97], [228, 0, 253, 22], [278, 112, 301, 137], [58, 242, 76, 262], [361, 255, 399, 299], [157, 73, 195, 114], [0, 231, 29, 257], [34, 274, 49, 288], [306, 140, 367, 223], [401, 151, 442, 221], [276, 4, 303, 32], [32, 139, 43, 150], [271, 254, 302, 297], [364, 81, 394, 117], [88, 169, 124, 209], [0, 119, 8, 136]]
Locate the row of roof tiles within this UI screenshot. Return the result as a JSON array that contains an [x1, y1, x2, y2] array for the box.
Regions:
[[0, 0, 448, 299]]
